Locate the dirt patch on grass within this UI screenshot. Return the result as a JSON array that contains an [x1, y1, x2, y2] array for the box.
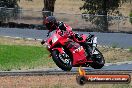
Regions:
[[0, 74, 131, 88], [0, 36, 41, 46], [98, 47, 132, 63], [18, 0, 84, 14]]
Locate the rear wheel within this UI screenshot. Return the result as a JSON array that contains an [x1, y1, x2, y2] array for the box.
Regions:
[[51, 50, 72, 71], [89, 48, 105, 69]]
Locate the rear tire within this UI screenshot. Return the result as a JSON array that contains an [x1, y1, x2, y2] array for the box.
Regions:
[[51, 50, 72, 71], [89, 48, 105, 69]]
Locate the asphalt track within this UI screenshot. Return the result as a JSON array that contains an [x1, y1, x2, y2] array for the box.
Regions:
[[0, 28, 132, 48], [0, 28, 132, 75], [0, 62, 132, 76]]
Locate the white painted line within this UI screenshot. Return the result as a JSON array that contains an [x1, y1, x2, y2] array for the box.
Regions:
[[15, 37, 21, 39], [105, 63, 113, 66], [26, 38, 35, 40], [4, 36, 11, 38], [2, 36, 43, 41], [37, 39, 43, 41], [98, 45, 130, 51], [105, 61, 132, 66]]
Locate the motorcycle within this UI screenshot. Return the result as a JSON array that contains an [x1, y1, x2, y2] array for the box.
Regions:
[[42, 26, 105, 71]]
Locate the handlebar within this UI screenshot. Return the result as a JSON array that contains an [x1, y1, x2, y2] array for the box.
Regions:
[[86, 33, 94, 42]]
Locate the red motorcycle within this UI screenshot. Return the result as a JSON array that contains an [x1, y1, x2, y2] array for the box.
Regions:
[[42, 26, 105, 71]]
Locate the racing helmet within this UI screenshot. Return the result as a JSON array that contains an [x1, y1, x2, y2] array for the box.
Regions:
[[44, 16, 57, 31]]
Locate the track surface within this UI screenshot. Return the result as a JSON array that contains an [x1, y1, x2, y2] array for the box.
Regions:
[[0, 63, 132, 76], [0, 28, 132, 48]]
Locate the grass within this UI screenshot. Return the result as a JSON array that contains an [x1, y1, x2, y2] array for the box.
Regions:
[[129, 47, 132, 52], [0, 36, 132, 70], [0, 44, 54, 71], [98, 47, 132, 63], [111, 43, 118, 48], [0, 36, 42, 46]]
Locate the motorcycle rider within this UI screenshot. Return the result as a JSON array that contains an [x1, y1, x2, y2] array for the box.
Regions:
[[41, 16, 83, 44], [41, 16, 92, 58]]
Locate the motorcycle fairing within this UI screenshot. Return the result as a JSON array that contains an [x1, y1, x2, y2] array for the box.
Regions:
[[52, 47, 64, 54], [66, 42, 87, 66]]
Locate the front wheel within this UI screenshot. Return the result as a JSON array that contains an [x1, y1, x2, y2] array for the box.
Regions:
[[89, 48, 105, 69], [51, 50, 72, 71]]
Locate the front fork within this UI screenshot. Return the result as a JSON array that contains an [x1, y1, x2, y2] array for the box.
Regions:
[[48, 47, 64, 58], [81, 37, 97, 58], [91, 37, 97, 55]]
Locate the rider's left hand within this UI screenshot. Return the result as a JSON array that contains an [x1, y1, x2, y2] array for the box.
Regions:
[[41, 40, 45, 45]]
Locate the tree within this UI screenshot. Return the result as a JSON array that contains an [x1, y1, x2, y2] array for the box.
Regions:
[[0, 0, 20, 22], [80, 0, 129, 31], [129, 10, 132, 24], [0, 0, 19, 8], [43, 0, 56, 12], [42, 0, 56, 17]]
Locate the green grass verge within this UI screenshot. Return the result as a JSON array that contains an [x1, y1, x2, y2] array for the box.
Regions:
[[129, 47, 132, 52], [0, 45, 54, 71], [0, 42, 132, 71]]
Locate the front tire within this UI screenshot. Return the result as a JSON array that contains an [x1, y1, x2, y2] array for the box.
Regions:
[[51, 50, 72, 71]]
